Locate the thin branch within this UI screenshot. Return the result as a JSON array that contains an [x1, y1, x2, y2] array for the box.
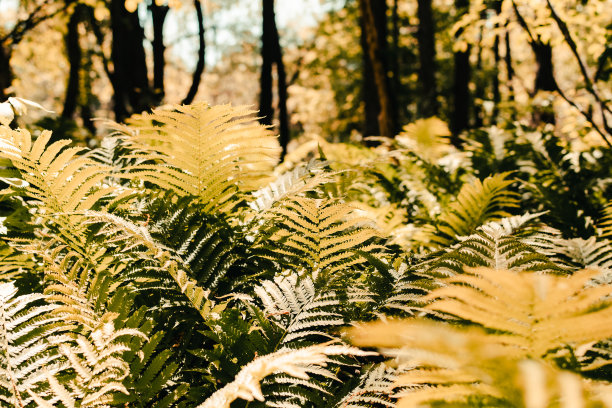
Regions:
[[0, 0, 64, 46]]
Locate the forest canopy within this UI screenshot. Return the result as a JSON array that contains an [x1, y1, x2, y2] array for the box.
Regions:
[[0, 0, 612, 407]]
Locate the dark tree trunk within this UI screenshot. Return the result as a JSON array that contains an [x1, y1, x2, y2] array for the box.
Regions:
[[63, 6, 83, 119], [416, 0, 438, 117], [360, 11, 380, 137], [182, 0, 206, 105], [359, 0, 397, 137], [491, 1, 502, 119], [151, 2, 168, 104], [0, 43, 12, 99], [451, 0, 470, 141], [259, 0, 274, 126], [259, 0, 290, 158], [391, 0, 401, 122], [110, 0, 150, 121], [533, 41, 557, 92]]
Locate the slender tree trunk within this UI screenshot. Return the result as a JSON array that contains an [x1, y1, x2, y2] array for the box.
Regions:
[[151, 2, 168, 104], [416, 0, 438, 117], [110, 0, 150, 120], [182, 0, 205, 105], [474, 28, 484, 127], [0, 43, 12, 99], [259, 0, 274, 126], [451, 0, 470, 141], [63, 6, 83, 119], [359, 0, 397, 137], [259, 0, 290, 158], [491, 1, 502, 119], [391, 0, 401, 122]]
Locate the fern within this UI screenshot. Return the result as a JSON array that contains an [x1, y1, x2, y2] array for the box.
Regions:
[[112, 103, 280, 213], [0, 282, 65, 407], [260, 197, 382, 278], [197, 344, 372, 408], [420, 172, 520, 247], [0, 126, 113, 249], [332, 364, 400, 408], [253, 273, 344, 343]]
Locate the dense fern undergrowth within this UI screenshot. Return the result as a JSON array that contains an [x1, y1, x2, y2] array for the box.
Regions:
[[1, 102, 612, 407]]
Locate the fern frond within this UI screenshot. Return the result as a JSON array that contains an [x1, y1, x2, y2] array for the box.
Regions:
[[113, 103, 280, 212], [196, 344, 373, 408], [334, 364, 399, 408], [0, 282, 66, 407], [420, 173, 520, 247], [0, 126, 112, 246], [253, 273, 344, 343], [262, 197, 382, 277], [424, 267, 612, 358]]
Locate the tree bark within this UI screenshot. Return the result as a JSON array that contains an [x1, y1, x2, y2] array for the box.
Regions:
[[151, 1, 168, 104], [182, 0, 205, 105], [110, 0, 150, 120], [416, 0, 438, 117], [259, 0, 274, 126], [63, 5, 83, 119], [451, 0, 470, 141], [360, 10, 380, 137], [359, 0, 397, 137], [259, 0, 290, 158], [0, 43, 12, 99]]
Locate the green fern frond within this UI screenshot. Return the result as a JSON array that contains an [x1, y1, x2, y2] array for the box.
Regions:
[[261, 197, 382, 277], [333, 364, 399, 408], [112, 103, 280, 213], [420, 173, 520, 247]]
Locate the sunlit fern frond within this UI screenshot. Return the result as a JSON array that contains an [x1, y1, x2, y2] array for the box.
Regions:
[[350, 320, 612, 408], [419, 172, 520, 247], [247, 159, 335, 216], [423, 267, 612, 358], [0, 126, 112, 246], [420, 213, 565, 280], [0, 282, 67, 407], [253, 273, 344, 343], [42, 248, 119, 331], [111, 103, 280, 213], [196, 344, 373, 408], [28, 322, 147, 408], [553, 236, 612, 271], [333, 363, 400, 408], [261, 196, 382, 277], [599, 204, 612, 238]]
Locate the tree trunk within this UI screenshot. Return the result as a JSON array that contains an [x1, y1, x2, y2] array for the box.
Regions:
[[359, 0, 397, 137], [182, 0, 205, 105], [0, 43, 12, 99], [360, 10, 380, 137], [63, 6, 83, 119], [451, 0, 470, 141], [259, 0, 290, 158], [151, 2, 168, 104], [110, 0, 150, 120], [259, 0, 274, 126], [416, 0, 438, 117]]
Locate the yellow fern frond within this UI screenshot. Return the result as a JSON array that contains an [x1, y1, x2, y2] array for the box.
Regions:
[[112, 103, 280, 213], [264, 197, 382, 275], [420, 172, 520, 247], [422, 267, 612, 358], [0, 126, 113, 245]]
